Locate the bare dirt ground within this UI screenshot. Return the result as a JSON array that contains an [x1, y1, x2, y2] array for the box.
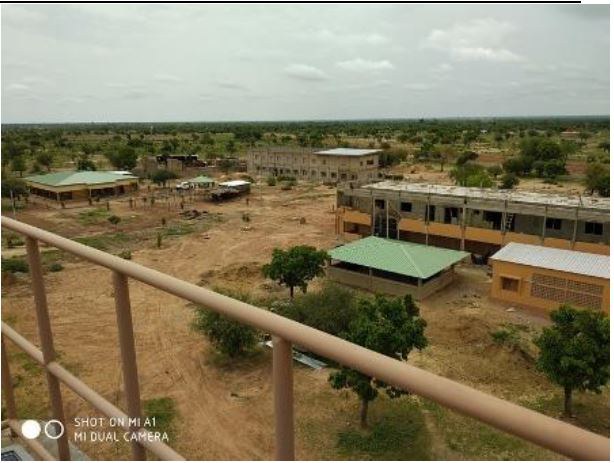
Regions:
[[1, 182, 608, 460]]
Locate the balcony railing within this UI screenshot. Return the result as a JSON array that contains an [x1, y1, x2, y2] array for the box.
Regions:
[[0, 216, 609, 461]]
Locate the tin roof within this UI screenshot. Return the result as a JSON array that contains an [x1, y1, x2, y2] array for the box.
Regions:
[[362, 181, 609, 211], [25, 171, 138, 187], [329, 236, 469, 279], [188, 175, 215, 184], [314, 148, 381, 157], [490, 243, 610, 279], [219, 180, 250, 187]]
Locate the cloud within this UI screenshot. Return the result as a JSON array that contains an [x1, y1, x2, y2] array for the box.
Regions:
[[123, 88, 149, 100], [336, 58, 394, 72], [424, 18, 524, 63], [404, 83, 434, 91], [284, 64, 329, 81], [311, 29, 389, 46], [153, 73, 183, 83], [6, 83, 31, 92], [216, 81, 249, 91]]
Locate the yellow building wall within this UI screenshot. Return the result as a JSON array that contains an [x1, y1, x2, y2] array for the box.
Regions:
[[490, 261, 609, 314]]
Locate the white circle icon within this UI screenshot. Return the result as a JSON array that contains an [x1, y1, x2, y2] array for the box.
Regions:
[[44, 420, 65, 440], [21, 420, 41, 439]]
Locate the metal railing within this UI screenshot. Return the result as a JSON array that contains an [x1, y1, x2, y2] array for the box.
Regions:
[[0, 216, 609, 461]]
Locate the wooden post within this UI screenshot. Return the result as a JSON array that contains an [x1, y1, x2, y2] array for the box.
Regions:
[[1, 336, 17, 432]]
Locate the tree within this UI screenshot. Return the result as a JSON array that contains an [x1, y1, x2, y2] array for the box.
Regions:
[[262, 245, 328, 298], [455, 150, 478, 166], [487, 165, 503, 179], [151, 169, 178, 186], [597, 141, 609, 153], [1, 177, 28, 199], [584, 163, 610, 197], [449, 163, 493, 187], [10, 156, 26, 177], [106, 146, 138, 169], [499, 172, 519, 190], [76, 154, 97, 171], [36, 152, 54, 171], [535, 305, 609, 416], [193, 309, 257, 358], [329, 295, 427, 427]]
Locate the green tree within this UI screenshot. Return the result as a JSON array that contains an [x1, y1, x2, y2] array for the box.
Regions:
[[499, 172, 519, 190], [262, 245, 328, 298], [36, 152, 54, 171], [151, 169, 178, 186], [76, 154, 97, 171], [329, 295, 427, 427], [106, 146, 138, 169], [10, 156, 26, 177], [193, 309, 257, 358], [1, 177, 28, 198], [584, 163, 610, 197], [449, 163, 493, 187], [535, 305, 609, 416], [487, 165, 503, 178]]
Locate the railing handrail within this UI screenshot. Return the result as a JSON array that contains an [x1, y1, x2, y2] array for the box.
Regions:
[[1, 216, 609, 461]]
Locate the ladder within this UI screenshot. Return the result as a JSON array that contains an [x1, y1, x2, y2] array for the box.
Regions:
[[504, 213, 515, 232]]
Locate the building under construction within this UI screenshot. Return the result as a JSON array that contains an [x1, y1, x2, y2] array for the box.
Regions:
[[335, 181, 609, 256]]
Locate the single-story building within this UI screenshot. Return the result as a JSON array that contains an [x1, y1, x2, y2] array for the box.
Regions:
[[218, 180, 251, 193], [188, 176, 216, 189], [25, 171, 139, 201], [327, 236, 469, 300], [490, 242, 609, 314]]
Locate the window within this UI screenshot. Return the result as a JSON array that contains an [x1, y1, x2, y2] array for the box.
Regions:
[[585, 222, 604, 235], [331, 172, 337, 178], [425, 205, 436, 222], [546, 218, 562, 230], [444, 207, 459, 224], [367, 159, 374, 165], [321, 171, 327, 177], [401, 202, 413, 212], [501, 277, 520, 292], [360, 161, 363, 166], [375, 199, 385, 209]]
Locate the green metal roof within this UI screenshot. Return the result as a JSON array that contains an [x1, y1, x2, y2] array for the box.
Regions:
[[25, 171, 138, 187], [328, 236, 469, 279], [188, 175, 215, 184]]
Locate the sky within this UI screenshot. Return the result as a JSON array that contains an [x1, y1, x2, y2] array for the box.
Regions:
[[1, 3, 610, 123]]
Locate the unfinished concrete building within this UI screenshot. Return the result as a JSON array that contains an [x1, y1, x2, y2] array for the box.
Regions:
[[247, 147, 380, 183], [336, 181, 610, 256]]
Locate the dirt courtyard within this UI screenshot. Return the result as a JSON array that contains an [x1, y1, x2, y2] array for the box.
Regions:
[[1, 182, 608, 460]]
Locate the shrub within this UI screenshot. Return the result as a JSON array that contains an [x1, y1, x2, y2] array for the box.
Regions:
[[499, 173, 519, 190], [118, 250, 132, 260], [281, 182, 293, 191], [107, 215, 121, 226], [1, 257, 29, 274], [266, 176, 277, 186], [48, 262, 64, 272], [193, 309, 258, 358]]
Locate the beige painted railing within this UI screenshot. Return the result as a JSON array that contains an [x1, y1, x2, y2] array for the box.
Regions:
[[0, 216, 609, 461]]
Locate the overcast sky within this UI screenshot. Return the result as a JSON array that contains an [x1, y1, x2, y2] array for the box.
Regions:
[[1, 4, 610, 123]]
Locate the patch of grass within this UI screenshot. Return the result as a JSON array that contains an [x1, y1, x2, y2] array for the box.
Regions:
[[77, 207, 110, 225], [1, 257, 29, 274], [162, 223, 195, 237], [48, 262, 64, 272], [421, 399, 557, 460], [75, 232, 132, 251], [143, 397, 177, 438], [337, 398, 431, 460]]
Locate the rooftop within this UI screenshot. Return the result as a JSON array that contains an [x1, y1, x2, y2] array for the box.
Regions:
[[490, 243, 609, 279], [25, 171, 138, 187], [361, 181, 609, 211], [314, 148, 381, 157], [188, 175, 215, 183], [219, 180, 250, 187], [329, 236, 469, 279]]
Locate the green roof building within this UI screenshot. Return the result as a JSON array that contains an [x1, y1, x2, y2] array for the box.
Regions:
[[25, 171, 139, 202], [187, 176, 216, 188], [328, 236, 469, 299]]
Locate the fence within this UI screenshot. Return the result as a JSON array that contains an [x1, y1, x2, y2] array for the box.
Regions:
[[0, 216, 609, 461]]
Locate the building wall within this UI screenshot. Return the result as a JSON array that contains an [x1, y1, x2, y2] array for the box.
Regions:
[[327, 265, 456, 300], [490, 260, 609, 314], [247, 148, 379, 182], [335, 190, 609, 255]]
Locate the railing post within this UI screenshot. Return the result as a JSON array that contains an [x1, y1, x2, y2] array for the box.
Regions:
[[1, 335, 18, 433], [272, 336, 295, 460], [112, 271, 147, 461], [25, 237, 71, 461]]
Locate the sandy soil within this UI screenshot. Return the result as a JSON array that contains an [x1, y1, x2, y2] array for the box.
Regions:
[[1, 182, 608, 460]]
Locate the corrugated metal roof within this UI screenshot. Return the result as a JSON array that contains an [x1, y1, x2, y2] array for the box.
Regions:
[[329, 236, 469, 279], [188, 175, 215, 184], [219, 180, 250, 187], [314, 148, 381, 157], [490, 243, 610, 279], [25, 171, 138, 187]]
